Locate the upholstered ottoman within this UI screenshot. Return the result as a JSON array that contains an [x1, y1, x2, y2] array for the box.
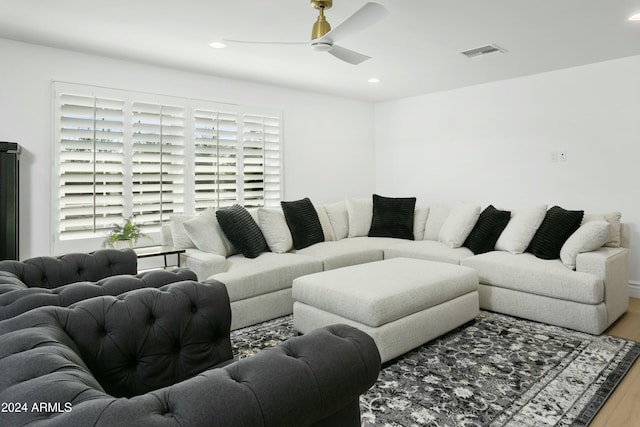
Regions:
[[292, 257, 479, 362]]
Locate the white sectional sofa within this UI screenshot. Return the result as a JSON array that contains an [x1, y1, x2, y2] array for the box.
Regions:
[[162, 197, 630, 334]]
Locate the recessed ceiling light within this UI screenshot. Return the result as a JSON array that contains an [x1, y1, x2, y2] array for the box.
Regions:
[[629, 13, 640, 21], [209, 41, 227, 49], [368, 78, 380, 84]]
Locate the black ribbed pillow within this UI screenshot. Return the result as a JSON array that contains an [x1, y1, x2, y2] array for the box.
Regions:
[[215, 205, 267, 259], [463, 205, 511, 254], [526, 205, 584, 260], [280, 198, 324, 250], [368, 194, 416, 240]]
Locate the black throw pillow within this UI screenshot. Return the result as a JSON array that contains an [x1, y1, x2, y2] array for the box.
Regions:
[[526, 205, 584, 260], [280, 198, 325, 250], [215, 204, 267, 259], [463, 205, 511, 254], [368, 194, 416, 240]]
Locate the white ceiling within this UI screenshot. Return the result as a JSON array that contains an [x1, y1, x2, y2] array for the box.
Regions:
[[2, 0, 640, 102]]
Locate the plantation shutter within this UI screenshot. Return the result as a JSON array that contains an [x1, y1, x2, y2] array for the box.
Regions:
[[192, 105, 239, 210], [241, 112, 282, 208], [261, 114, 282, 208], [53, 82, 282, 253], [131, 102, 186, 230], [57, 93, 125, 239]]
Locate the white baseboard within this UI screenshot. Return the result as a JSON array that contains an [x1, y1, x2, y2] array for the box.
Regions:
[[629, 281, 640, 299]]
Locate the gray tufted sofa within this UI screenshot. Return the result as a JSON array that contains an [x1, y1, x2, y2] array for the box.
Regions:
[[0, 280, 381, 426], [0, 248, 197, 319]]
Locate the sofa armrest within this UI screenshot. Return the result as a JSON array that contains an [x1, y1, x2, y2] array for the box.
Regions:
[[0, 271, 27, 294], [181, 249, 228, 281], [576, 246, 629, 325]]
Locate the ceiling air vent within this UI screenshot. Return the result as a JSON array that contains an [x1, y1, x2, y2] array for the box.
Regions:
[[460, 44, 507, 59]]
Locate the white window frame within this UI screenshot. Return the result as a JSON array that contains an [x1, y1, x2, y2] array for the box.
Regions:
[[52, 82, 283, 254]]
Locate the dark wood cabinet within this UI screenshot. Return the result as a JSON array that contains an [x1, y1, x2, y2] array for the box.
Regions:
[[0, 142, 20, 260]]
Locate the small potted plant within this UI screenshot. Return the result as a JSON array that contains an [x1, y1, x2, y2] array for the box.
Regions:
[[104, 217, 149, 248]]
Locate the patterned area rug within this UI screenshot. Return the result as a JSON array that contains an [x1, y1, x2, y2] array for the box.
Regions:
[[230, 312, 640, 427]]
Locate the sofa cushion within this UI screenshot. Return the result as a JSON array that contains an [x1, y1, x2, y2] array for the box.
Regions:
[[169, 214, 196, 250], [323, 201, 349, 240], [560, 221, 609, 270], [216, 205, 268, 259], [413, 207, 429, 240], [258, 208, 294, 254], [281, 198, 325, 250], [464, 205, 511, 254], [461, 251, 603, 304], [346, 197, 373, 238], [296, 237, 400, 271], [183, 208, 235, 257], [211, 253, 323, 302], [495, 205, 547, 254], [384, 240, 474, 265], [368, 194, 416, 240], [583, 212, 622, 248], [315, 206, 336, 241], [438, 204, 481, 248], [527, 206, 584, 260], [424, 204, 451, 240]]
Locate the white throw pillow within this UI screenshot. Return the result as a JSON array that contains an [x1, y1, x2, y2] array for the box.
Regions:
[[582, 212, 622, 248], [169, 214, 197, 250], [438, 204, 481, 248], [424, 205, 451, 240], [183, 208, 235, 257], [413, 206, 429, 241], [323, 201, 349, 240], [257, 208, 294, 254], [560, 221, 610, 269], [346, 197, 373, 238], [315, 206, 336, 241], [495, 205, 547, 254]]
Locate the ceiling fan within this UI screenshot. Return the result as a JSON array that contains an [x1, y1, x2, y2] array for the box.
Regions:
[[223, 1, 389, 65]]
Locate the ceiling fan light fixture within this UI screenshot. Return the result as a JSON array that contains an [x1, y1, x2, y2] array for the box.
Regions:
[[209, 41, 227, 49], [311, 41, 333, 52]]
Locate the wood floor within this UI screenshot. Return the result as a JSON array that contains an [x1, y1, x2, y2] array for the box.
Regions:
[[590, 298, 640, 426]]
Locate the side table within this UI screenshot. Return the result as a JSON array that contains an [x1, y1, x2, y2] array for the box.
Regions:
[[133, 246, 186, 270]]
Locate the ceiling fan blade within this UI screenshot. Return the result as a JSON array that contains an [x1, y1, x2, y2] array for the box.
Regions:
[[318, 2, 389, 43], [328, 44, 371, 65], [223, 38, 307, 46]]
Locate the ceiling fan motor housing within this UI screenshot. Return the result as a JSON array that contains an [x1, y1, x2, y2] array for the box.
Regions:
[[311, 0, 332, 39]]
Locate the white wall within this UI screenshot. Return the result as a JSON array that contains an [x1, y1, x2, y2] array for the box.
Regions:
[[374, 54, 640, 285], [0, 38, 375, 258]]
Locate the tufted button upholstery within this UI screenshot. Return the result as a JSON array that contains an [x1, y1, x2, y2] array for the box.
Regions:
[[0, 249, 138, 290], [0, 267, 197, 320], [0, 281, 380, 427]]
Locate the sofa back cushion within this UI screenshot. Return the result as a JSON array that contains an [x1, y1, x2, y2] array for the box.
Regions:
[[183, 207, 236, 257], [323, 201, 349, 240], [62, 281, 232, 398], [0, 249, 137, 289]]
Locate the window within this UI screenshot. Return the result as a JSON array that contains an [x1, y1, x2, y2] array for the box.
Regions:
[[53, 82, 282, 252]]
